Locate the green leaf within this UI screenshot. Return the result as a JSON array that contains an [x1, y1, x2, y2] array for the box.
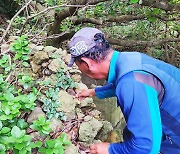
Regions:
[[11, 126, 22, 138], [22, 41, 29, 47], [130, 0, 139, 3], [17, 119, 28, 129], [46, 140, 55, 148], [30, 141, 42, 148], [22, 62, 29, 67], [0, 121, 2, 130], [15, 44, 21, 50], [21, 55, 29, 61], [0, 144, 5, 151], [38, 147, 46, 153], [0, 127, 11, 134], [4, 92, 14, 101]]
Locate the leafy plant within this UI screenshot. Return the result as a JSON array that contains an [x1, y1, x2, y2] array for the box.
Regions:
[[56, 68, 76, 90], [11, 35, 30, 67], [30, 116, 52, 135], [0, 55, 15, 75], [38, 133, 71, 154], [42, 88, 66, 121], [18, 74, 33, 89]]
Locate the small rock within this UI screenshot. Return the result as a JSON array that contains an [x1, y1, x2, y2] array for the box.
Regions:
[[71, 74, 81, 82], [33, 51, 49, 64], [80, 97, 94, 108], [89, 110, 101, 119], [78, 117, 103, 142], [44, 46, 56, 53], [75, 82, 88, 94], [27, 107, 46, 124], [49, 118, 64, 132], [42, 62, 49, 68], [34, 45, 44, 51], [30, 61, 41, 73], [63, 54, 71, 65], [65, 144, 80, 154], [1, 44, 9, 53], [96, 120, 113, 142], [57, 90, 76, 120], [48, 59, 61, 73]]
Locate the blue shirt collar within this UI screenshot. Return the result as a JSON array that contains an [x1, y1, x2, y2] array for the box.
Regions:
[[107, 50, 119, 84]]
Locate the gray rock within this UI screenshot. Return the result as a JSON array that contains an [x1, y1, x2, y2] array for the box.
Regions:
[[78, 116, 103, 142], [44, 46, 56, 53], [48, 59, 61, 73], [65, 144, 80, 154], [43, 74, 58, 85], [96, 120, 113, 142], [57, 90, 76, 120], [27, 107, 46, 124], [71, 74, 81, 82], [49, 118, 64, 132], [79, 97, 95, 108], [33, 51, 49, 64], [30, 61, 41, 73], [1, 44, 9, 53]]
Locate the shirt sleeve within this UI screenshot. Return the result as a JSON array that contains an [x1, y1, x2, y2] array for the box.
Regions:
[[95, 83, 116, 99], [108, 72, 162, 154]]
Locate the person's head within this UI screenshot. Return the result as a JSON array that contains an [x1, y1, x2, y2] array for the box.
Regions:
[[68, 27, 112, 79]]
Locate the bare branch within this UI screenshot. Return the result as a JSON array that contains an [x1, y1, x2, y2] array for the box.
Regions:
[[107, 15, 145, 22], [72, 17, 103, 25], [0, 0, 33, 44]]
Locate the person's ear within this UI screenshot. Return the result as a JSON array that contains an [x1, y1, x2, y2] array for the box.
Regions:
[[81, 57, 98, 73], [81, 57, 94, 70]]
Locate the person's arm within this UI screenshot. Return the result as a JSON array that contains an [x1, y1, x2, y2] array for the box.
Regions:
[[95, 83, 116, 99], [109, 73, 162, 154], [76, 83, 116, 99]]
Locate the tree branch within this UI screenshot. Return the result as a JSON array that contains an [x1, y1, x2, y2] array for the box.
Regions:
[[142, 0, 180, 12], [72, 17, 103, 25], [106, 15, 145, 22], [0, 0, 32, 44], [107, 37, 180, 47]]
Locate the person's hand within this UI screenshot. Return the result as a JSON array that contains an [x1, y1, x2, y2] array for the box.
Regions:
[[90, 142, 110, 154], [76, 89, 96, 99]]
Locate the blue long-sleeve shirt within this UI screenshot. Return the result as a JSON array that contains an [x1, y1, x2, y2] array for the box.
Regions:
[[94, 51, 180, 153]]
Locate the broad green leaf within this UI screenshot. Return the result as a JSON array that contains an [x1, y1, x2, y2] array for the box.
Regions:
[[0, 127, 11, 134], [130, 0, 139, 4], [0, 144, 5, 151], [22, 62, 29, 67], [30, 141, 42, 148], [22, 41, 29, 47], [11, 126, 22, 138], [15, 44, 21, 50], [46, 140, 55, 148], [17, 119, 28, 129], [4, 92, 14, 101], [38, 147, 46, 153]]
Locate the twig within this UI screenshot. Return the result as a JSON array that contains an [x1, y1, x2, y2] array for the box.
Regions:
[[0, 0, 33, 44]]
